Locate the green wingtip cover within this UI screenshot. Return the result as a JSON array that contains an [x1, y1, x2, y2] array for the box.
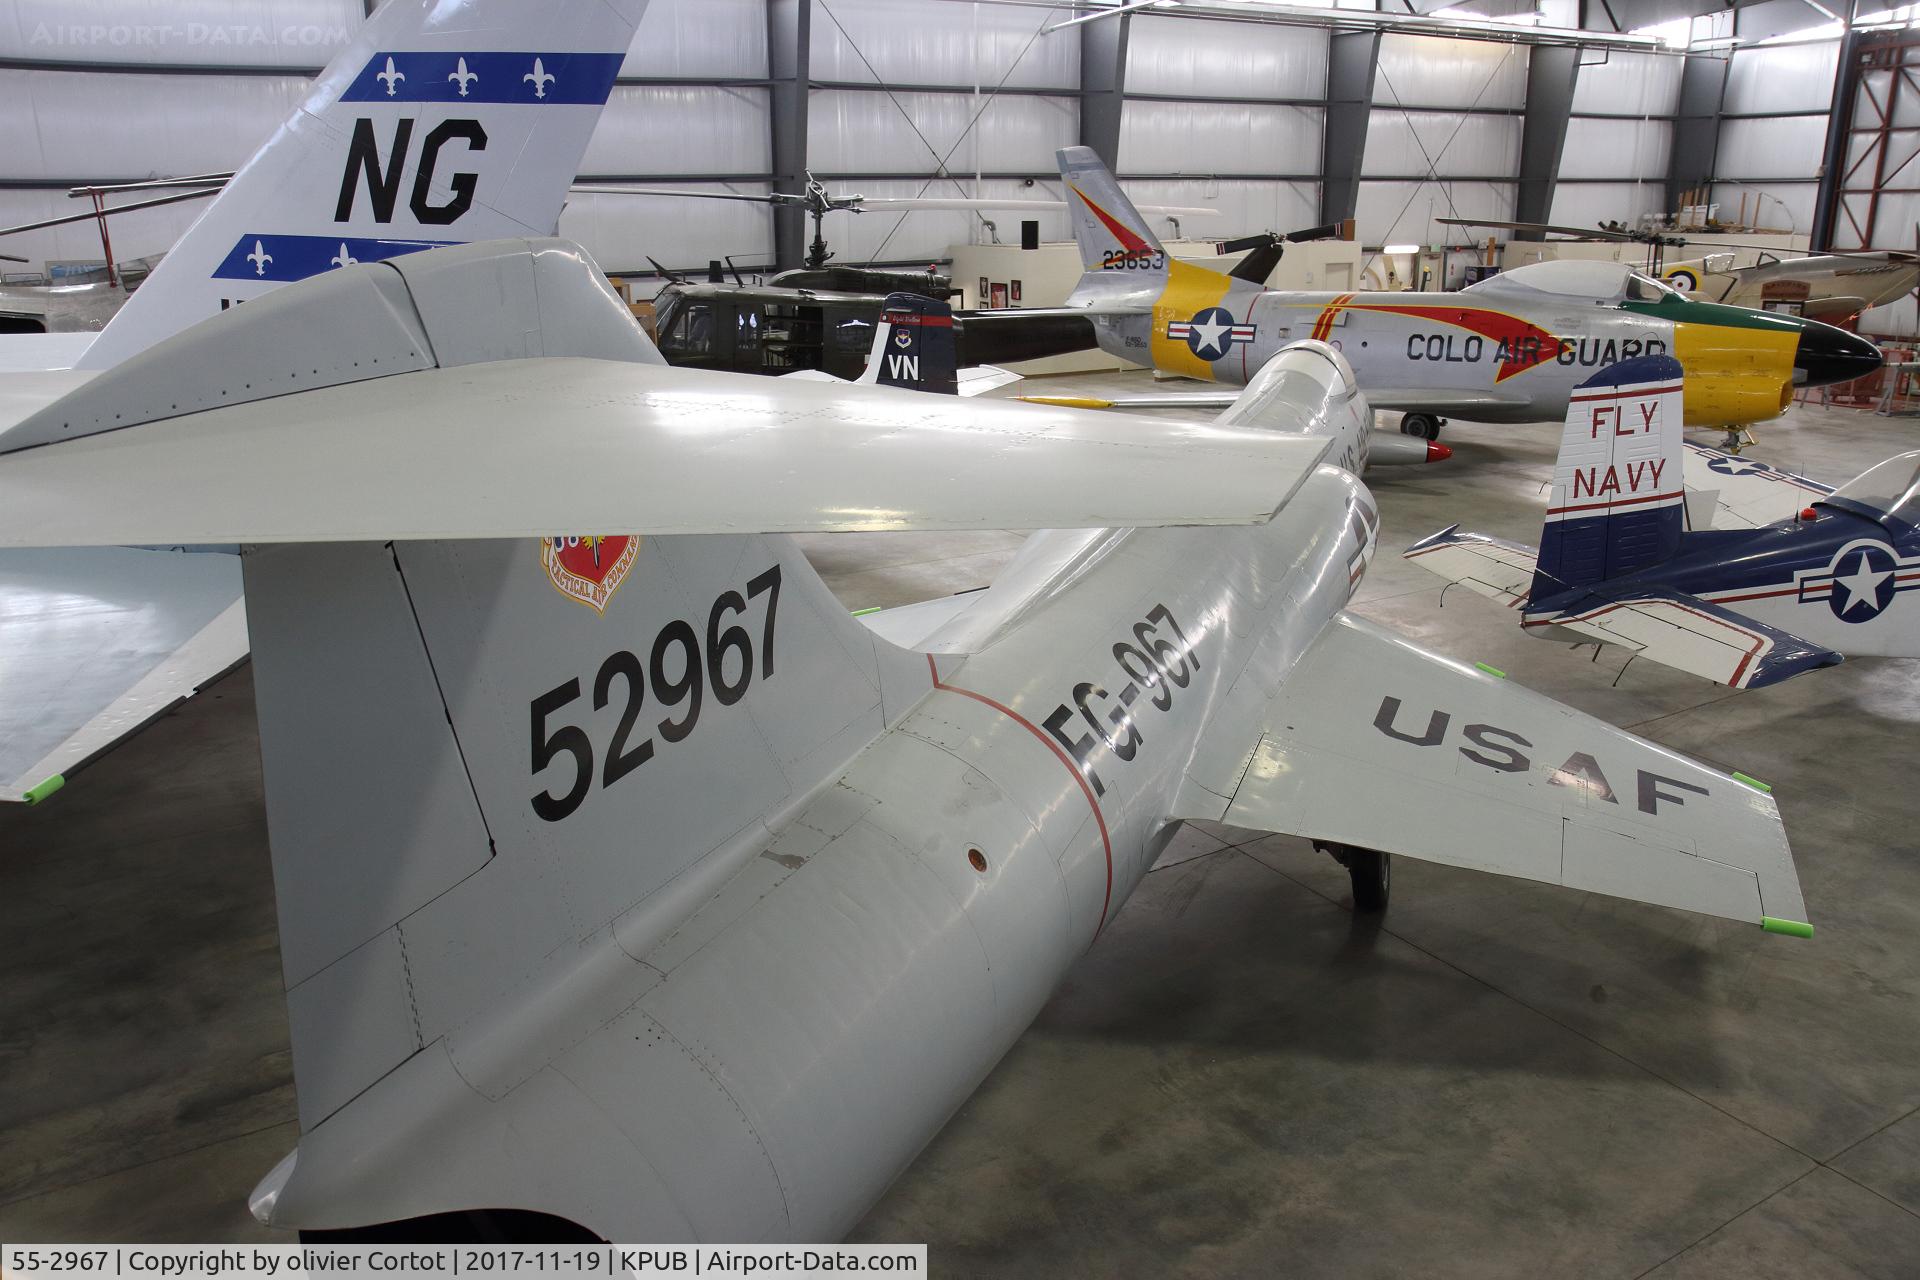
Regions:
[[850, 606, 882, 617], [1761, 917, 1813, 939], [1475, 662, 1507, 679], [1733, 771, 1773, 793], [22, 774, 64, 805]]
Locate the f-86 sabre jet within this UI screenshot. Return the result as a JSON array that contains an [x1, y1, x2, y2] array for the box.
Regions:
[[0, 0, 650, 806], [0, 238, 1812, 1241], [1407, 353, 1920, 689], [1020, 148, 1881, 442]]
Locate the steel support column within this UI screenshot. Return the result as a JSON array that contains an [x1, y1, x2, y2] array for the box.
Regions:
[[1320, 30, 1381, 226], [1515, 45, 1580, 226], [1079, 12, 1130, 171], [1665, 53, 1727, 218], [767, 0, 811, 271]]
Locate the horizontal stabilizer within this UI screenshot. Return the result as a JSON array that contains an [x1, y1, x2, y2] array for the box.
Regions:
[[0, 238, 1331, 548], [1194, 611, 1809, 931], [1404, 526, 1539, 607], [1682, 441, 1834, 530], [0, 358, 1330, 547], [1524, 587, 1843, 690]]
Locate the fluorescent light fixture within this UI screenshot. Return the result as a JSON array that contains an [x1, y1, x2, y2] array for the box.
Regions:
[[1384, 243, 1420, 255]]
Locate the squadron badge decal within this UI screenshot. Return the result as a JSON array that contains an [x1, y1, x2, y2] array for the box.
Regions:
[[541, 535, 640, 613]]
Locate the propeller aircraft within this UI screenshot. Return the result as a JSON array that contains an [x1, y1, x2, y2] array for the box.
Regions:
[[1407, 353, 1920, 689]]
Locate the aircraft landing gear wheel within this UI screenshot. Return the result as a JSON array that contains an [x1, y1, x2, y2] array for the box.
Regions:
[[1400, 413, 1444, 441], [1316, 842, 1391, 913]]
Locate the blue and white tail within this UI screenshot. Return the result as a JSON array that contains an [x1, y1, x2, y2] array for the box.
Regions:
[[1530, 354, 1687, 607], [857, 293, 959, 395], [78, 0, 647, 369]]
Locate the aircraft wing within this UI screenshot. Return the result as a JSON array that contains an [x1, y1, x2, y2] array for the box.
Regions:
[[1682, 442, 1834, 529], [1365, 388, 1532, 414], [0, 357, 1334, 545], [1018, 390, 1240, 410], [1403, 525, 1538, 608], [0, 547, 246, 801], [1522, 586, 1842, 690], [1189, 611, 1811, 932]]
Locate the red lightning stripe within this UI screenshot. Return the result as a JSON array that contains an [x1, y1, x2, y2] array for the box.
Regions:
[[1341, 303, 1561, 382], [1069, 183, 1151, 255]]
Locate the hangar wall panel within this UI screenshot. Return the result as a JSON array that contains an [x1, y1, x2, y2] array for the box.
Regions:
[[813, 176, 1070, 265], [1120, 178, 1317, 240], [1723, 38, 1839, 115], [581, 86, 770, 177], [807, 89, 1075, 175], [557, 185, 773, 275], [1120, 101, 1323, 176], [0, 0, 357, 67], [1569, 51, 1683, 116], [1374, 34, 1527, 109], [0, 69, 308, 181], [1549, 181, 1667, 229], [807, 0, 1076, 91], [1124, 14, 1328, 99], [1361, 112, 1520, 179], [621, 0, 767, 79], [0, 187, 209, 271], [1558, 118, 1672, 180], [1717, 116, 1829, 181], [1357, 180, 1515, 246]]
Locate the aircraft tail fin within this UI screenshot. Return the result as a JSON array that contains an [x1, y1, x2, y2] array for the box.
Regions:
[[1058, 146, 1166, 274], [1531, 354, 1687, 608], [857, 293, 958, 394], [78, 0, 648, 369]]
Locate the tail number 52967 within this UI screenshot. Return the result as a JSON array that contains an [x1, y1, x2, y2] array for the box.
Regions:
[[529, 564, 782, 822]]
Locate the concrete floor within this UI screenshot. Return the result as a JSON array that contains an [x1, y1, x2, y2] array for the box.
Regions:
[[4, 374, 1919, 1277]]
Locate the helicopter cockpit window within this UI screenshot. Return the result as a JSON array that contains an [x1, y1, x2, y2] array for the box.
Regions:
[[671, 301, 715, 356]]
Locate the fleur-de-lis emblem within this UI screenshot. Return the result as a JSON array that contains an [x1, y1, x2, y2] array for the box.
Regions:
[[245, 240, 273, 275], [448, 57, 478, 97], [330, 243, 357, 269], [376, 56, 405, 96], [523, 57, 555, 98]]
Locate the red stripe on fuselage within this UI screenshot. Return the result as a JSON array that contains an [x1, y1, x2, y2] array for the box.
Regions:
[[925, 654, 1115, 938]]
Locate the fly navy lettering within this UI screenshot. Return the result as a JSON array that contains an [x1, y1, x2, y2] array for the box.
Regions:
[[1371, 695, 1708, 816], [1043, 604, 1200, 798], [1406, 334, 1667, 369]]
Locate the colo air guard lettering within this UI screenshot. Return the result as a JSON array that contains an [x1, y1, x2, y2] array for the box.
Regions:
[[1371, 695, 1708, 816]]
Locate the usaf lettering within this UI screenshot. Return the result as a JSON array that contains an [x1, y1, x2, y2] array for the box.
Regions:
[[1373, 695, 1709, 814]]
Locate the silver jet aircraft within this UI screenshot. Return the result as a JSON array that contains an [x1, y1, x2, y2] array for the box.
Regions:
[[0, 238, 1812, 1241], [1024, 148, 1882, 441]]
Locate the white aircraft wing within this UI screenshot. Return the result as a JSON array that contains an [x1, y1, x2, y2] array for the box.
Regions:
[[1365, 388, 1533, 414], [0, 357, 1331, 546], [1682, 442, 1834, 530], [0, 334, 99, 373], [1520, 590, 1841, 690], [1403, 526, 1537, 608], [0, 547, 246, 801], [1192, 611, 1810, 932]]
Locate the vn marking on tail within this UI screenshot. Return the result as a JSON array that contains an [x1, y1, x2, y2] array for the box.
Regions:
[[886, 353, 919, 381]]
